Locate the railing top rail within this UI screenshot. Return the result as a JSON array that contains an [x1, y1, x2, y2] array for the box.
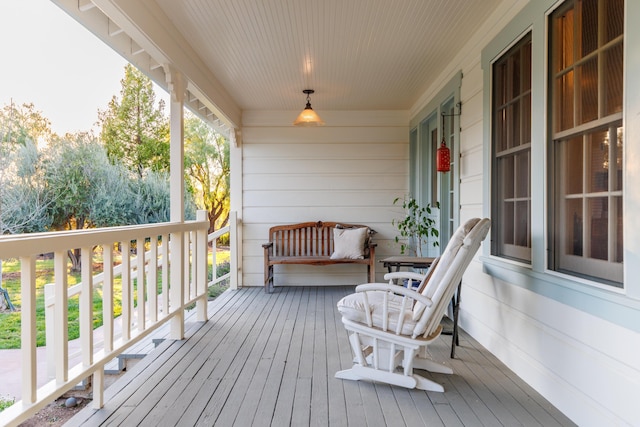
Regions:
[[0, 218, 208, 259], [208, 225, 231, 242]]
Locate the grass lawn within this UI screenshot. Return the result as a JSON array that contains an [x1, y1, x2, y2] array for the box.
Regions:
[[0, 248, 230, 350]]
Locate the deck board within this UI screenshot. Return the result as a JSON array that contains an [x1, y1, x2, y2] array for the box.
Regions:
[[66, 286, 576, 427]]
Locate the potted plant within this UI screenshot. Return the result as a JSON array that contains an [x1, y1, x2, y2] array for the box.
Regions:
[[392, 196, 440, 257]]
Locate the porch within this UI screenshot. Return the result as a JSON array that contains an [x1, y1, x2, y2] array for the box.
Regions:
[[67, 285, 575, 426]]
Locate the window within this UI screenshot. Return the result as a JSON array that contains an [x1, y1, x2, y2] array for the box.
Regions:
[[491, 33, 532, 262], [549, 0, 624, 285]]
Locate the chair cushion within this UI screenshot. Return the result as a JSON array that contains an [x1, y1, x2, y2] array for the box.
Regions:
[[337, 291, 417, 335], [330, 227, 368, 259], [412, 217, 480, 321]]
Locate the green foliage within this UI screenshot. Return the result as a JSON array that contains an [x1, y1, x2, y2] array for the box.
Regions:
[[392, 196, 440, 257], [0, 102, 54, 146], [130, 171, 171, 224], [88, 160, 135, 228], [99, 64, 170, 177], [0, 395, 15, 412], [0, 140, 51, 234], [45, 134, 110, 232], [184, 113, 230, 233]]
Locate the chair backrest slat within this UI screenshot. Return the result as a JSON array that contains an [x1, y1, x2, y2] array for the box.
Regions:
[[412, 218, 490, 338]]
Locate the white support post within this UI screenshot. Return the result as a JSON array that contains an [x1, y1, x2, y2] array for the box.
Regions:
[[196, 210, 208, 321], [80, 247, 93, 367], [21, 256, 37, 403], [93, 369, 104, 409], [54, 251, 68, 383], [230, 130, 243, 289], [167, 66, 186, 339], [229, 211, 239, 290], [167, 66, 185, 224]]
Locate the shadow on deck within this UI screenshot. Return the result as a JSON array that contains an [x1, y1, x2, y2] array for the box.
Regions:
[[66, 286, 575, 426]]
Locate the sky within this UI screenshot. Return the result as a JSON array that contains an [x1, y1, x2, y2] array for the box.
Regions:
[[0, 0, 130, 135]]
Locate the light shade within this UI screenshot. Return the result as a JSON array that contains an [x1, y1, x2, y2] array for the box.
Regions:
[[293, 89, 325, 126]]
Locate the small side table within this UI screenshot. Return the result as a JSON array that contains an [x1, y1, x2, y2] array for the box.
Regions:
[[379, 256, 461, 359], [380, 256, 435, 273]]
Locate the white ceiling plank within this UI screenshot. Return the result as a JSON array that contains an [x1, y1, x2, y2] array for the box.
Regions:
[[55, 0, 510, 125]]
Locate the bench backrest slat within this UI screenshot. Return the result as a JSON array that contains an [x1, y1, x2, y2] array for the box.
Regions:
[[268, 221, 370, 257]]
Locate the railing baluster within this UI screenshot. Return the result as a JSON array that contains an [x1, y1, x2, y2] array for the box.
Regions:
[[184, 232, 191, 304], [148, 236, 158, 322], [80, 246, 94, 366], [121, 241, 131, 342], [54, 251, 69, 382], [103, 245, 114, 353], [44, 284, 55, 379], [196, 211, 208, 321], [21, 255, 37, 404], [137, 238, 146, 332], [190, 231, 196, 301], [229, 211, 238, 290], [161, 234, 169, 315], [170, 232, 185, 339]]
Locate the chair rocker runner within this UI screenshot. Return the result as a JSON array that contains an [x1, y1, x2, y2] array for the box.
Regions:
[[335, 218, 490, 392]]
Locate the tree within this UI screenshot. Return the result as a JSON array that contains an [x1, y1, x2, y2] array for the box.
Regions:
[[0, 102, 54, 310], [0, 102, 54, 146], [0, 102, 54, 233], [44, 133, 120, 270], [184, 114, 230, 234], [0, 140, 51, 235], [98, 64, 170, 177]]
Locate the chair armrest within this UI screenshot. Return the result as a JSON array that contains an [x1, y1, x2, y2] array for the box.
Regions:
[[262, 242, 273, 249], [354, 283, 433, 308]]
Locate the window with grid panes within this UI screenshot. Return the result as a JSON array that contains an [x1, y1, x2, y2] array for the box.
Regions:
[[549, 0, 623, 285], [492, 33, 532, 262]]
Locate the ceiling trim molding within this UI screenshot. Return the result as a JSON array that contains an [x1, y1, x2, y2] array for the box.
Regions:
[[52, 0, 242, 131]]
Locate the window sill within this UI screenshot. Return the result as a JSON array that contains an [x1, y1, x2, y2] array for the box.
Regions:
[[479, 255, 640, 333]]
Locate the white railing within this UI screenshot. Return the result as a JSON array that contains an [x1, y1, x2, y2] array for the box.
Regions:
[[0, 210, 238, 427]]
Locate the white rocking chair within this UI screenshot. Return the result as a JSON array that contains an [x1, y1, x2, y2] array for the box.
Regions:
[[335, 217, 490, 392]]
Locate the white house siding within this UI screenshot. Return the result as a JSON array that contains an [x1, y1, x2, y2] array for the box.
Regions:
[[239, 110, 410, 287], [408, 0, 640, 426]]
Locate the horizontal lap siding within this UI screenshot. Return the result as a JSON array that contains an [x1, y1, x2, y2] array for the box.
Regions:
[[451, 3, 640, 425], [241, 112, 409, 286]]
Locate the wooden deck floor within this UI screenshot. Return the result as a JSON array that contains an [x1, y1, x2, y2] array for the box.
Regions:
[[66, 286, 576, 426]]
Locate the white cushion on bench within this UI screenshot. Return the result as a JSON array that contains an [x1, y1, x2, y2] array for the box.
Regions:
[[331, 227, 368, 259]]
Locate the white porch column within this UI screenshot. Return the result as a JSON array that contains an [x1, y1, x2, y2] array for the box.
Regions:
[[230, 129, 243, 288], [167, 67, 186, 339]]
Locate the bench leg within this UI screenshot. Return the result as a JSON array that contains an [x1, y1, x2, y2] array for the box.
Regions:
[[368, 262, 375, 283], [264, 265, 274, 293]]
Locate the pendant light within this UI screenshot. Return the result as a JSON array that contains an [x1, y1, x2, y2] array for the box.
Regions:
[[436, 112, 451, 172], [437, 103, 462, 172], [293, 89, 325, 126]]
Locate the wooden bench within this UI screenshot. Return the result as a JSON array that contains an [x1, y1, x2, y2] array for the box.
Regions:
[[262, 221, 376, 293]]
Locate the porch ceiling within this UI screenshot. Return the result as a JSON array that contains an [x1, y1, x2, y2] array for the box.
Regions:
[[54, 0, 502, 126]]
